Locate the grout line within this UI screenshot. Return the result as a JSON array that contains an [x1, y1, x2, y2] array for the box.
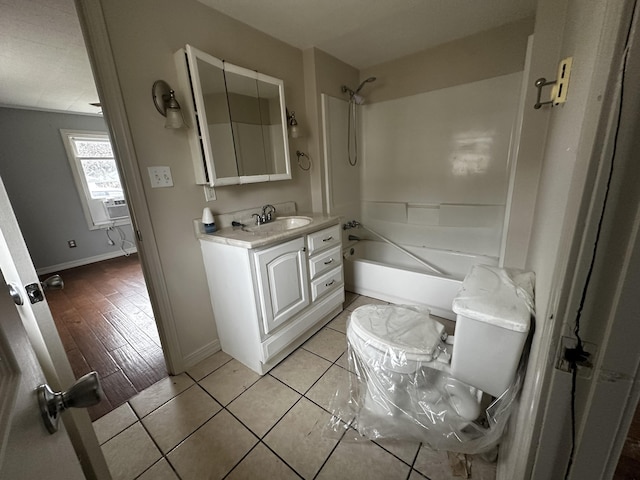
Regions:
[[219, 404, 306, 479], [404, 442, 426, 480], [371, 438, 423, 470], [311, 416, 350, 480], [239, 386, 303, 440], [410, 442, 422, 470], [219, 439, 261, 480], [257, 441, 306, 479], [160, 405, 226, 459], [268, 359, 333, 396], [184, 353, 233, 383], [407, 467, 429, 479], [128, 375, 197, 420]]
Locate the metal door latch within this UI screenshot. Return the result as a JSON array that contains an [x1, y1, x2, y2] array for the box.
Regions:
[[25, 283, 44, 304]]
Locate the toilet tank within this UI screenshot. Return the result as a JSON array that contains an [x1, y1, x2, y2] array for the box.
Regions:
[[450, 265, 534, 398]]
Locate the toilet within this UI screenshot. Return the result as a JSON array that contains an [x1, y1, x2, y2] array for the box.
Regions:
[[345, 265, 534, 445]]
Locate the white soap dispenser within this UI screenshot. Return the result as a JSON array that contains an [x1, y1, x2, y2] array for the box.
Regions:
[[202, 207, 216, 233]]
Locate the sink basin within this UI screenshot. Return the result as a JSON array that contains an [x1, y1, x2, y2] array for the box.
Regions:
[[243, 216, 312, 234]]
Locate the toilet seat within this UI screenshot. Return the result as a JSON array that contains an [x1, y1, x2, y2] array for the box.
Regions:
[[348, 305, 446, 368], [346, 304, 484, 442]]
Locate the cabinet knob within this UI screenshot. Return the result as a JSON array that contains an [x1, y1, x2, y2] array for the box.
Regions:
[[301, 247, 307, 252]]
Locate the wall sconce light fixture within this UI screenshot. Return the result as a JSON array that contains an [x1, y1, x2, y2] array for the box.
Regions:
[[152, 80, 184, 129], [286, 108, 303, 138]]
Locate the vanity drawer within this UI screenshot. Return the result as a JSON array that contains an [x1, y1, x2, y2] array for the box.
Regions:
[[309, 246, 342, 280], [307, 224, 341, 254], [311, 267, 343, 302]]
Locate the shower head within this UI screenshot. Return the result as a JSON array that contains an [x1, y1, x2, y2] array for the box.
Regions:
[[342, 76, 376, 102], [351, 94, 365, 105], [355, 76, 377, 94]]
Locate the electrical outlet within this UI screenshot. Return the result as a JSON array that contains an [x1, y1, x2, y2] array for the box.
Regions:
[[556, 336, 597, 378], [148, 166, 174, 188], [67, 240, 76, 248]]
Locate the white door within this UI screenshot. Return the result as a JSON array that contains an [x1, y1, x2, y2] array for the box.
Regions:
[[0, 176, 110, 478], [254, 237, 310, 335], [0, 269, 84, 479]]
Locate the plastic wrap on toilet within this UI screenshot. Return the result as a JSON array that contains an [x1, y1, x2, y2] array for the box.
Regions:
[[323, 303, 533, 454], [451, 265, 535, 331]]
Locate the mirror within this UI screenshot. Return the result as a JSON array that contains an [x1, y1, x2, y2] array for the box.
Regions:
[[175, 45, 291, 187]]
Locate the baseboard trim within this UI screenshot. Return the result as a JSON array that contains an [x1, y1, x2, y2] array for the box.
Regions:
[[183, 339, 221, 370], [37, 249, 138, 275]]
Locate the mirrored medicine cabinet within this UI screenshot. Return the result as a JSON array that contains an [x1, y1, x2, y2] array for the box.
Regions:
[[174, 44, 292, 187]]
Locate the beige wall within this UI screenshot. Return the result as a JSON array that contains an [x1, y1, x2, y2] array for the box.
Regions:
[[360, 17, 534, 104], [97, 2, 534, 368], [100, 0, 311, 366]]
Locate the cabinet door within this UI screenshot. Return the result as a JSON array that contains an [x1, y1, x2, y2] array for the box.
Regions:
[[254, 237, 310, 335]]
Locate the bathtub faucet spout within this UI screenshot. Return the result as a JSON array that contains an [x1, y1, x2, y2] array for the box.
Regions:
[[348, 235, 361, 241]]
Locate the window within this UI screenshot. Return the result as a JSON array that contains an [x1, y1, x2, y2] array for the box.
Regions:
[[61, 130, 130, 230]]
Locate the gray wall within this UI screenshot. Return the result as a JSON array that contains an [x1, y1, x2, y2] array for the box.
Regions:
[[0, 107, 135, 271]]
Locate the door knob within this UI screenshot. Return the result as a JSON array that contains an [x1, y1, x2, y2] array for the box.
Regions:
[[7, 283, 23, 305], [38, 371, 103, 434], [41, 274, 64, 291]]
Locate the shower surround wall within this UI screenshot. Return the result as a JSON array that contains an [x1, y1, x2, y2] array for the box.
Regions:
[[325, 72, 523, 262], [359, 72, 523, 259]]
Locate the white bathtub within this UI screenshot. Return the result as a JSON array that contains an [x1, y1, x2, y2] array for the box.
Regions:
[[344, 240, 498, 320]]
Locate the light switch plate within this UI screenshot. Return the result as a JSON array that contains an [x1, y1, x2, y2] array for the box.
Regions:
[[148, 166, 174, 188]]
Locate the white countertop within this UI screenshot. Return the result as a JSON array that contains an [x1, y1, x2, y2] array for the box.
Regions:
[[198, 214, 341, 249]]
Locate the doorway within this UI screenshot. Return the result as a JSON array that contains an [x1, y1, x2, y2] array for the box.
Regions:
[[44, 254, 167, 420], [0, 1, 168, 421]]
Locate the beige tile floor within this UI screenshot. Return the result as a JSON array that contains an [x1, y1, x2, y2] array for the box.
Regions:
[[93, 292, 497, 480]]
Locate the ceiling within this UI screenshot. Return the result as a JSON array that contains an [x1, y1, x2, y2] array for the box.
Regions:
[[0, 0, 536, 115], [0, 0, 100, 114], [198, 0, 536, 70]]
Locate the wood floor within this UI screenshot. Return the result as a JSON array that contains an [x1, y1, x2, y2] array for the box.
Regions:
[[45, 254, 167, 421], [615, 402, 640, 479]]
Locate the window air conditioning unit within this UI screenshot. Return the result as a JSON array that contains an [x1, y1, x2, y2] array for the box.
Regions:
[[103, 198, 130, 220]]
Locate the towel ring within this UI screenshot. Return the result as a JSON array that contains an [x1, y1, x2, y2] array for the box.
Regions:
[[296, 150, 312, 171]]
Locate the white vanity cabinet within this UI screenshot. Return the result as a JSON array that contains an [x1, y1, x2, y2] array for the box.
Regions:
[[254, 236, 309, 335], [200, 221, 344, 374]]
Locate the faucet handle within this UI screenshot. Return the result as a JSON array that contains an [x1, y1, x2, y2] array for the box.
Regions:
[[262, 204, 276, 221], [252, 213, 261, 225]]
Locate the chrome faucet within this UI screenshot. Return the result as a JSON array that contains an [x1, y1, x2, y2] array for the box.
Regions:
[[253, 205, 277, 225], [262, 204, 276, 222]]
